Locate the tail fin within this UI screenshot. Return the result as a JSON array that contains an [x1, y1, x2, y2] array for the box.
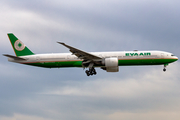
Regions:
[[7, 33, 34, 56]]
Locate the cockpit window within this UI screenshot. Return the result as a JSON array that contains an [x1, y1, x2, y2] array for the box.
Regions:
[[171, 54, 175, 56]]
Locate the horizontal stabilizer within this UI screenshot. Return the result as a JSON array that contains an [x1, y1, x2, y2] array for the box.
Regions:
[[3, 54, 26, 60]]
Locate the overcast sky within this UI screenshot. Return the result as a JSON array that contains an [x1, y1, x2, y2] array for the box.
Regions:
[[0, 0, 180, 120]]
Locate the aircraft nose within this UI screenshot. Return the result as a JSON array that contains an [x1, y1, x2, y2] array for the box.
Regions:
[[175, 56, 178, 61]]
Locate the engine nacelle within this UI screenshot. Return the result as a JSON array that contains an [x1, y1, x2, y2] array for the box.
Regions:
[[103, 57, 119, 72]]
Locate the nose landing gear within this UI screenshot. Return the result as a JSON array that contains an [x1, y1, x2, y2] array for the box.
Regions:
[[163, 64, 168, 72]]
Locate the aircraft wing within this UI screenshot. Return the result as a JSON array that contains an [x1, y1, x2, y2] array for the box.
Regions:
[[57, 42, 102, 60], [3, 54, 27, 60]]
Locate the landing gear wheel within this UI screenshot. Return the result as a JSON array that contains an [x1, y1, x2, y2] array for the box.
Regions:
[[92, 68, 97, 75], [85, 70, 90, 76], [85, 67, 97, 76], [163, 64, 168, 72], [90, 72, 94, 75]]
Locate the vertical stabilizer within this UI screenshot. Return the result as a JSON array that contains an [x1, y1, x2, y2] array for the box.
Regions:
[[7, 33, 34, 56]]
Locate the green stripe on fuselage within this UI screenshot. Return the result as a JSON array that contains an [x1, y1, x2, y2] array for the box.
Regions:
[[25, 61, 82, 68], [23, 58, 177, 68], [118, 58, 177, 66]]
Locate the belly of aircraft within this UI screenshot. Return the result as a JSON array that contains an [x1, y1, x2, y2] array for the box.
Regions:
[[23, 58, 176, 68]]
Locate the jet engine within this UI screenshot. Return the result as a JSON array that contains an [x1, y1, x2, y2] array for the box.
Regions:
[[101, 57, 119, 72]]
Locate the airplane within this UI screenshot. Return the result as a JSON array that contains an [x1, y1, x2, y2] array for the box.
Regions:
[[3, 33, 178, 76]]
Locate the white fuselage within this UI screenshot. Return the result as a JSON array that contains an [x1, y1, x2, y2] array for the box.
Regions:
[[9, 50, 178, 65]]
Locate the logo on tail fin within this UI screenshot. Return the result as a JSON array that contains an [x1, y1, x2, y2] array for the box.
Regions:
[[14, 40, 25, 51]]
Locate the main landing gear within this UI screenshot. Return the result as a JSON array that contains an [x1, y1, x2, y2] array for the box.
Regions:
[[85, 67, 97, 76]]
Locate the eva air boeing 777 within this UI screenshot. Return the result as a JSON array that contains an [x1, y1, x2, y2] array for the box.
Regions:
[[3, 33, 178, 76]]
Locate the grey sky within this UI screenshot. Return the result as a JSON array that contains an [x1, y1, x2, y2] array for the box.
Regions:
[[0, 0, 180, 120]]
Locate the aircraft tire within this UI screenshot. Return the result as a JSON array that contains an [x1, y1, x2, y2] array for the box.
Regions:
[[86, 70, 90, 76]]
